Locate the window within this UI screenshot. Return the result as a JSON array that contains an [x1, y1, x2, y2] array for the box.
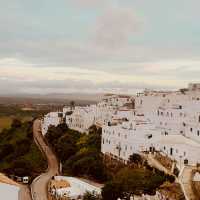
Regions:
[[197, 130, 200, 136], [190, 128, 193, 132]]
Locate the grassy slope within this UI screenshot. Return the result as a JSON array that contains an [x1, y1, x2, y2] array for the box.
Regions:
[[0, 121, 47, 180], [0, 117, 12, 132], [0, 104, 48, 132]]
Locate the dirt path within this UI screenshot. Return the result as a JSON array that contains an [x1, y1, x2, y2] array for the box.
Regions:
[[179, 166, 197, 200]]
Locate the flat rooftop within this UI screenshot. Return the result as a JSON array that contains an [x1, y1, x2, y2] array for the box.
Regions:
[[155, 134, 200, 147]]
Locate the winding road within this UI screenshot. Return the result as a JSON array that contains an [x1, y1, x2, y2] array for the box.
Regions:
[[31, 119, 59, 200]]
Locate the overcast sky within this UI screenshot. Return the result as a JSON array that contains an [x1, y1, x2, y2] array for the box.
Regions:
[[1, 0, 200, 94]]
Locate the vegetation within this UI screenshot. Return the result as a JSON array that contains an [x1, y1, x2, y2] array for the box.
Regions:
[[102, 167, 175, 200], [46, 124, 175, 199], [46, 124, 110, 182], [83, 192, 102, 200], [0, 119, 47, 180], [0, 104, 49, 131]]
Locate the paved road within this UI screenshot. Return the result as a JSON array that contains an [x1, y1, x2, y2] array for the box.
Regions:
[[18, 185, 32, 200], [31, 119, 59, 200]]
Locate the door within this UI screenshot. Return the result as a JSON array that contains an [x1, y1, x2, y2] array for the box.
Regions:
[[170, 148, 173, 156]]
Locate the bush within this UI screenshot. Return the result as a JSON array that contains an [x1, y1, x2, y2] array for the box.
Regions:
[[15, 139, 31, 156], [11, 119, 22, 128], [0, 144, 14, 158], [102, 181, 123, 200], [83, 191, 102, 200], [0, 120, 46, 180], [102, 167, 167, 199], [129, 153, 143, 165]]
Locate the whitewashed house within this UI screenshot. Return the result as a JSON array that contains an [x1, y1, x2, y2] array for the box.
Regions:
[[51, 176, 101, 200], [101, 84, 200, 167], [41, 83, 200, 168], [0, 183, 19, 200], [65, 105, 96, 133], [102, 117, 156, 163], [41, 112, 63, 135]]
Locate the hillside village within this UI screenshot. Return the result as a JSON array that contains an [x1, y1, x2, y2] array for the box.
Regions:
[[41, 83, 200, 199], [42, 83, 200, 168]]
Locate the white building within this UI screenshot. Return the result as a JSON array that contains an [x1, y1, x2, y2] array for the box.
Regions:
[[51, 176, 101, 200], [66, 106, 97, 133], [101, 84, 200, 167], [0, 183, 19, 200], [41, 84, 200, 168], [152, 134, 200, 167], [102, 117, 156, 163], [41, 112, 63, 135], [65, 94, 131, 133]]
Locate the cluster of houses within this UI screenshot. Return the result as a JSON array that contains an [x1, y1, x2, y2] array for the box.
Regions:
[[42, 83, 200, 171]]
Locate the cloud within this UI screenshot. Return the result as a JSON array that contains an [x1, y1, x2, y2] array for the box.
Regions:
[[93, 6, 139, 49], [71, 0, 108, 9]]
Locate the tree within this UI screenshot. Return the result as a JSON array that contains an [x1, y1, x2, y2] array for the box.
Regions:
[[102, 181, 123, 200], [11, 159, 32, 176], [128, 153, 143, 165], [55, 134, 77, 162], [15, 138, 31, 156], [102, 167, 169, 199], [83, 192, 102, 200], [11, 119, 22, 128], [0, 144, 14, 158], [45, 125, 63, 146]]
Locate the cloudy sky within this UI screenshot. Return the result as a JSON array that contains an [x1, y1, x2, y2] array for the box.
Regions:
[[1, 0, 200, 94]]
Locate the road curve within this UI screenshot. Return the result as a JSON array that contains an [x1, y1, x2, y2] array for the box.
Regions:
[[18, 185, 32, 200], [31, 119, 59, 200]]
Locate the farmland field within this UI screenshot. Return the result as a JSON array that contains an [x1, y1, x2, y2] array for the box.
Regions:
[[0, 104, 50, 132], [0, 117, 12, 132]]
